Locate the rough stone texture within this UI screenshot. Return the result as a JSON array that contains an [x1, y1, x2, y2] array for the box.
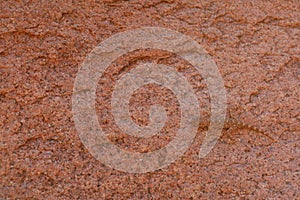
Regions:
[[0, 0, 299, 199]]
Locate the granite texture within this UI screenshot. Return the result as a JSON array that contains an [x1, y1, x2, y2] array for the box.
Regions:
[[0, 0, 299, 199]]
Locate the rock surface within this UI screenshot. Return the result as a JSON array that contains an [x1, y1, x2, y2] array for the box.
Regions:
[[0, 0, 299, 199]]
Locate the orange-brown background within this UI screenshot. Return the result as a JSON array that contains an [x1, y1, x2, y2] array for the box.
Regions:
[[0, 0, 299, 199]]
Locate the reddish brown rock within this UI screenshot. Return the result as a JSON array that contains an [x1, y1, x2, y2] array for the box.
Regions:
[[0, 0, 299, 199]]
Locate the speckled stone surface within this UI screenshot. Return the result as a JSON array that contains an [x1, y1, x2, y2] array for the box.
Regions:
[[0, 0, 299, 199]]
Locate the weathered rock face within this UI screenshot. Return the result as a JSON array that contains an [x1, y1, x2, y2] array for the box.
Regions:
[[0, 0, 299, 199]]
